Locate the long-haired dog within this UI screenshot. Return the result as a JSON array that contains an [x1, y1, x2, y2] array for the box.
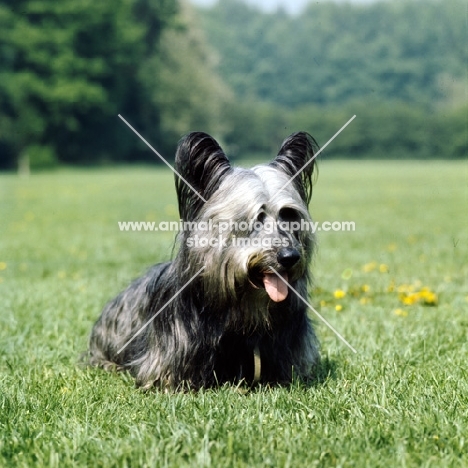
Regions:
[[88, 131, 320, 389]]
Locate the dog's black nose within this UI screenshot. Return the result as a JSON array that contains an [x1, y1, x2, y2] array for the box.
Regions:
[[277, 248, 300, 268]]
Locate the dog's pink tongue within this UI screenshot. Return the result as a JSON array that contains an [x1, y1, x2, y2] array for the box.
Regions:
[[263, 272, 289, 302]]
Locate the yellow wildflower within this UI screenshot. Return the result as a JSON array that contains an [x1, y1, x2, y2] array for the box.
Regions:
[[333, 289, 346, 299], [419, 289, 438, 306], [335, 304, 343, 312], [0, 262, 7, 271], [363, 262, 377, 273], [400, 293, 419, 305], [379, 264, 389, 273]]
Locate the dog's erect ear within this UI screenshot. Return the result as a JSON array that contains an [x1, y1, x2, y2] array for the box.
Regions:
[[174, 132, 232, 220], [270, 132, 319, 204]]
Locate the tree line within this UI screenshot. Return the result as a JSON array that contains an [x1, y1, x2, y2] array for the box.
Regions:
[[0, 0, 227, 169], [201, 0, 466, 159], [0, 0, 466, 170], [201, 0, 466, 109]]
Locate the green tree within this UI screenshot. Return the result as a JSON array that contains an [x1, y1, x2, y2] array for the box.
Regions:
[[200, 0, 466, 109], [153, 2, 231, 156], [198, 0, 466, 160], [0, 0, 177, 169]]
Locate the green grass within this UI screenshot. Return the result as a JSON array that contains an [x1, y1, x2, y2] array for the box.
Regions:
[[1, 161, 467, 467]]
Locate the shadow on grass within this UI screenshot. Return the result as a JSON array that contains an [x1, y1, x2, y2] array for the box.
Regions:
[[246, 355, 339, 394], [306, 355, 339, 387], [79, 353, 339, 394]]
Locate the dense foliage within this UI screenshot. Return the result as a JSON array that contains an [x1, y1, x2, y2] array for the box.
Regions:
[[201, 0, 466, 108], [0, 0, 226, 169], [0, 0, 466, 168], [201, 0, 467, 159]]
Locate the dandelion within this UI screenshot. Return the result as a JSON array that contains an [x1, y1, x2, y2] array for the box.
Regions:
[[424, 292, 438, 305], [379, 264, 389, 273], [400, 293, 419, 305], [335, 304, 343, 312], [397, 285, 438, 307], [418, 289, 438, 306], [0, 262, 7, 271], [363, 262, 377, 273], [361, 284, 370, 293], [333, 289, 346, 299]]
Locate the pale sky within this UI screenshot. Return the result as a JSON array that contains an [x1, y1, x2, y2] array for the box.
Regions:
[[191, 0, 379, 15]]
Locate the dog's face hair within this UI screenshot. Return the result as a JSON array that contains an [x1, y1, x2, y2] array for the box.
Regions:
[[173, 132, 318, 330]]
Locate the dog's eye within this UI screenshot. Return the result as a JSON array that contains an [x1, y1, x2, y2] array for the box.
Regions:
[[256, 211, 267, 224], [278, 207, 301, 223]]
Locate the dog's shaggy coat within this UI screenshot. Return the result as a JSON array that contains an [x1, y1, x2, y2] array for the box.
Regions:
[[88, 131, 320, 389]]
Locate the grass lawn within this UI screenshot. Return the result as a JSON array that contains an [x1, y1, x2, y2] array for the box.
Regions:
[[1, 160, 467, 467]]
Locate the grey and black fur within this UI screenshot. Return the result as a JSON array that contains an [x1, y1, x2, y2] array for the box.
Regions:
[[88, 131, 320, 390]]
